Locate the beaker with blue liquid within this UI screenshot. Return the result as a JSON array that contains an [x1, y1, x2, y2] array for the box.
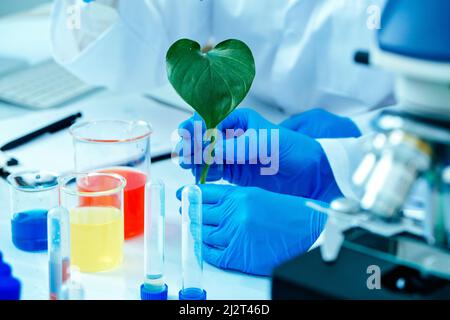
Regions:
[[8, 171, 59, 252]]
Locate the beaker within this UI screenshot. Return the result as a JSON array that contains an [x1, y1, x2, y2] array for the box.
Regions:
[[8, 171, 59, 252], [70, 120, 152, 239], [59, 172, 126, 273]]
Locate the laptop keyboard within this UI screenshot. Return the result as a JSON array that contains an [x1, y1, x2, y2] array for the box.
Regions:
[[0, 60, 97, 109]]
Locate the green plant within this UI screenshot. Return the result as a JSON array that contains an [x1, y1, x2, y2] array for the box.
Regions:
[[166, 39, 255, 183]]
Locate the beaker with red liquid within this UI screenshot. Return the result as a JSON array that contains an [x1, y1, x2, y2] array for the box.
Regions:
[[70, 120, 152, 239]]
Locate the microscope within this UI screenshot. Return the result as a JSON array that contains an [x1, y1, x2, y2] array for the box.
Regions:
[[272, 0, 450, 299]]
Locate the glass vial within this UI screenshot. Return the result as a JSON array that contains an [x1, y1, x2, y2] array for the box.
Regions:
[[48, 206, 71, 300], [179, 185, 206, 300], [140, 180, 168, 300]]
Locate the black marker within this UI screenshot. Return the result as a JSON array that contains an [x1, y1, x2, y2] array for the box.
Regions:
[[0, 112, 82, 152]]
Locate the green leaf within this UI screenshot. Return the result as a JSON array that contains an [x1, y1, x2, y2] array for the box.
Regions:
[[166, 39, 256, 129]]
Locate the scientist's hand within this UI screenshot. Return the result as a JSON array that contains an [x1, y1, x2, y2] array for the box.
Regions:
[[176, 184, 327, 276], [177, 108, 342, 202], [279, 108, 361, 139]]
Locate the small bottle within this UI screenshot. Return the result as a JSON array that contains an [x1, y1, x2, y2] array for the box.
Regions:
[[179, 185, 207, 300], [0, 252, 21, 300], [140, 180, 168, 300]]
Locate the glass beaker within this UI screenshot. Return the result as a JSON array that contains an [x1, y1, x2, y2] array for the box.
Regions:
[[70, 120, 152, 239], [8, 171, 59, 252], [59, 172, 126, 273]]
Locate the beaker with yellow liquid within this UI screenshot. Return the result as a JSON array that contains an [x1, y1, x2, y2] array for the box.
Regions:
[[59, 173, 126, 273]]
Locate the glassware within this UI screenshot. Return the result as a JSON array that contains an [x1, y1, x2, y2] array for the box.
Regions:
[[59, 172, 126, 272], [48, 206, 71, 300], [70, 120, 152, 239], [61, 266, 85, 300], [140, 180, 168, 300], [179, 185, 207, 300], [8, 171, 59, 252]]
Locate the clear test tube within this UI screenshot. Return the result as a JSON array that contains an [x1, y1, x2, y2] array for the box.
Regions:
[[47, 207, 70, 300], [140, 180, 168, 300], [61, 266, 85, 300], [179, 185, 207, 300]]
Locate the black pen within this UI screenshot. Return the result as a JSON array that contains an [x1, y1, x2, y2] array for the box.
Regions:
[[0, 112, 83, 152]]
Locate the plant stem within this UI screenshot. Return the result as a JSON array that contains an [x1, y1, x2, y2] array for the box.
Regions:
[[199, 130, 217, 184], [199, 163, 211, 184]]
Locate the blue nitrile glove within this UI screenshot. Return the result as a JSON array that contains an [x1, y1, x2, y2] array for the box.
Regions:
[[176, 184, 327, 276], [177, 108, 342, 203], [279, 108, 361, 139]]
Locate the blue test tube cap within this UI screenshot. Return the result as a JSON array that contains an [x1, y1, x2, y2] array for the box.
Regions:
[[179, 288, 207, 300], [0, 255, 21, 300], [0, 261, 12, 277], [0, 277, 21, 300], [140, 283, 168, 300]]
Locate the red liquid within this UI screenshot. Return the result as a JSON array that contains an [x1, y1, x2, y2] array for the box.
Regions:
[[79, 168, 147, 239], [101, 168, 147, 239]]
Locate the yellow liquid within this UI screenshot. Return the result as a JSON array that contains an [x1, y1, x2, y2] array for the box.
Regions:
[[70, 207, 123, 272]]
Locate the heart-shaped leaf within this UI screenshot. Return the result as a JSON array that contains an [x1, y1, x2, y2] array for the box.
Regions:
[[166, 39, 255, 129]]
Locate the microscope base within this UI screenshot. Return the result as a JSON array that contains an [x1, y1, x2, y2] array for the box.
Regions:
[[272, 230, 450, 299]]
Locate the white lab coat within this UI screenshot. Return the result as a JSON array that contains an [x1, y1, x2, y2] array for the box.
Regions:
[[51, 0, 394, 200]]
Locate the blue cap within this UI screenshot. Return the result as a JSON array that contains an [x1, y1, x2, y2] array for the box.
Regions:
[[0, 262, 12, 277], [0, 254, 21, 300], [0, 277, 21, 300], [179, 288, 207, 300], [140, 283, 168, 300]]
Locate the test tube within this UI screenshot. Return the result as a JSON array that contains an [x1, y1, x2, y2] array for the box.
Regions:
[[47, 206, 70, 300], [179, 185, 207, 300], [61, 266, 85, 300], [140, 180, 168, 300]]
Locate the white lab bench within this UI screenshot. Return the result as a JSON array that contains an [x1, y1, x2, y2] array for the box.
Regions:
[[0, 4, 270, 300]]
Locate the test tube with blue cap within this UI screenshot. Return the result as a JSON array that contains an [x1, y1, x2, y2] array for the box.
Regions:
[[48, 206, 71, 300], [0, 251, 21, 300], [140, 179, 168, 300], [179, 185, 207, 300]]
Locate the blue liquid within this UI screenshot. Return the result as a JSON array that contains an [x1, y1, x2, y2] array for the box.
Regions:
[[179, 288, 207, 300], [11, 210, 48, 252]]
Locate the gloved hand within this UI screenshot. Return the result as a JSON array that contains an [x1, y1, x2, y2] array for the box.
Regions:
[[279, 108, 361, 139], [176, 184, 327, 276], [177, 108, 342, 203]]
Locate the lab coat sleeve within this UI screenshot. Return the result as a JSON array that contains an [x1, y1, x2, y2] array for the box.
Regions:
[[51, 0, 211, 92], [318, 134, 376, 201]]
